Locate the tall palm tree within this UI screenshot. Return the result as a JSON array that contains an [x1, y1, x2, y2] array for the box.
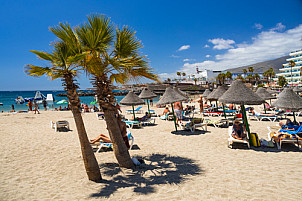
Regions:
[[182, 72, 186, 80], [51, 14, 159, 167], [177, 72, 181, 80], [248, 67, 254, 74], [253, 73, 260, 85], [225, 71, 233, 82], [25, 41, 102, 181], [289, 60, 296, 86], [246, 74, 253, 83], [243, 69, 247, 78]]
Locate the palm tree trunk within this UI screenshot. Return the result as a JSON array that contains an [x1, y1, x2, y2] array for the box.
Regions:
[[64, 73, 102, 181], [93, 75, 133, 168]]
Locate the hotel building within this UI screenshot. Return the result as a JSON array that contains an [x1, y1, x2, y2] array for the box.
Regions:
[[275, 49, 302, 85]]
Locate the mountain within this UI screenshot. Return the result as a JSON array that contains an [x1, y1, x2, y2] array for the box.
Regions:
[[226, 56, 289, 73]]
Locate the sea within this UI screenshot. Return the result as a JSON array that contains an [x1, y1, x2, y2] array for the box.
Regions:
[[0, 90, 159, 112]]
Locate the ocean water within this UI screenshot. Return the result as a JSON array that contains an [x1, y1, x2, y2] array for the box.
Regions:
[[0, 90, 159, 112]]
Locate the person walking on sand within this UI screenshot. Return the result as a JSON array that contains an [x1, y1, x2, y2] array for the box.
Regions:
[[198, 96, 203, 113], [42, 99, 47, 111], [33, 100, 40, 114], [173, 101, 183, 125], [28, 100, 33, 111], [11, 104, 15, 112]]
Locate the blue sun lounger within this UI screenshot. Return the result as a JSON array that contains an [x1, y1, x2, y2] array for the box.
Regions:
[[126, 106, 143, 114]]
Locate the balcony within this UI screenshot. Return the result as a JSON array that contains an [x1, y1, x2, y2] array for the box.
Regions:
[[286, 55, 302, 61], [289, 49, 302, 56]]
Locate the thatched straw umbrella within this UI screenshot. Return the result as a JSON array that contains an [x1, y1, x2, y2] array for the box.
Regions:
[[276, 89, 286, 98], [157, 87, 187, 131], [202, 89, 211, 97], [219, 80, 265, 144], [174, 87, 188, 98], [272, 88, 302, 123], [256, 87, 275, 114], [293, 86, 302, 95], [120, 91, 144, 120], [207, 86, 227, 118], [139, 88, 157, 114], [266, 88, 276, 94]]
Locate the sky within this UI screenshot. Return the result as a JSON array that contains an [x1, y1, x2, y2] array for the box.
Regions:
[[1, 0, 302, 90]]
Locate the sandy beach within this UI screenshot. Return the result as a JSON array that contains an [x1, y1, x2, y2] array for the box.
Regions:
[[1, 103, 302, 200]]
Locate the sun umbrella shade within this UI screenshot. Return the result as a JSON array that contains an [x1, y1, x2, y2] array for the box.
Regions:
[[293, 86, 302, 92], [207, 86, 227, 100], [256, 87, 275, 100], [156, 87, 187, 105], [218, 80, 265, 105], [266, 89, 276, 94], [138, 88, 157, 99], [202, 89, 211, 98], [120, 91, 145, 106], [272, 88, 302, 111], [173, 87, 188, 98], [276, 89, 286, 98]]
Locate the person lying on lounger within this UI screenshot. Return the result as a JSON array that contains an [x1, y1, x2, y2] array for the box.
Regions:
[[90, 114, 130, 149], [249, 107, 275, 116], [279, 119, 301, 131], [232, 120, 246, 140]]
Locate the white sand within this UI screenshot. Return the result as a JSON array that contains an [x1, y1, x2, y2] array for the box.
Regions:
[[1, 103, 302, 200]]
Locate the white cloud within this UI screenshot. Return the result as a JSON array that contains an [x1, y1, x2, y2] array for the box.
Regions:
[[204, 44, 210, 48], [170, 54, 180, 58], [205, 55, 211, 58], [178, 45, 190, 51], [176, 24, 302, 75], [270, 22, 286, 32], [254, 23, 263, 30], [183, 58, 196, 62], [208, 38, 235, 50]]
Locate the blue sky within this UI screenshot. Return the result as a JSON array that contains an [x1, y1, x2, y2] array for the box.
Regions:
[[1, 0, 302, 90]]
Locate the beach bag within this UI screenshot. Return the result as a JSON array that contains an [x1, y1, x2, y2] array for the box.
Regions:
[[250, 132, 260, 147]]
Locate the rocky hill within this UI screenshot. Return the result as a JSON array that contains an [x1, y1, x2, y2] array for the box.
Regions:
[[226, 56, 289, 73]]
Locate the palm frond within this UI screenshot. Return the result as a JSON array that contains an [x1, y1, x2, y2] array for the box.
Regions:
[[30, 50, 54, 61], [110, 73, 128, 84], [24, 65, 52, 77]]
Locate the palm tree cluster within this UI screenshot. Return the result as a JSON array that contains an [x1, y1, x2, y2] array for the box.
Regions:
[[176, 72, 186, 81], [25, 14, 159, 181], [216, 71, 232, 85], [263, 68, 275, 84]]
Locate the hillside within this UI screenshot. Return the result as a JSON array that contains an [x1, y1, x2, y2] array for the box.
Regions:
[[226, 56, 289, 73]]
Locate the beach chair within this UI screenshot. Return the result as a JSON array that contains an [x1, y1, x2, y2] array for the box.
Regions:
[[181, 118, 207, 132], [50, 120, 69, 132], [141, 117, 156, 126], [124, 120, 142, 129], [126, 106, 143, 114], [160, 113, 169, 120], [228, 126, 250, 148], [91, 130, 134, 153], [267, 126, 302, 150], [249, 114, 277, 122]]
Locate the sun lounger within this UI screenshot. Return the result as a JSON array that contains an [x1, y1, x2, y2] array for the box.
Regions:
[[267, 126, 302, 150], [181, 118, 207, 132], [141, 118, 156, 126], [202, 111, 223, 117], [91, 130, 134, 153], [228, 126, 250, 148], [124, 120, 142, 129], [126, 106, 143, 114], [50, 120, 69, 132], [249, 114, 277, 122]]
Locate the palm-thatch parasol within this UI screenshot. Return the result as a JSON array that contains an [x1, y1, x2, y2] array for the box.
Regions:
[[202, 89, 211, 98], [139, 88, 157, 114], [157, 87, 187, 131], [256, 87, 275, 113], [266, 88, 276, 94], [276, 89, 286, 98], [174, 87, 188, 98], [120, 91, 144, 120], [293, 86, 302, 94], [272, 88, 302, 123], [219, 80, 265, 144], [206, 86, 227, 117]]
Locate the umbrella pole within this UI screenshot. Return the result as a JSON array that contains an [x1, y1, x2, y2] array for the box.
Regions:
[[263, 103, 267, 114], [222, 103, 226, 119], [147, 99, 150, 114], [216, 100, 219, 111], [132, 105, 136, 120], [293, 112, 297, 124], [241, 105, 252, 145], [171, 103, 178, 131]]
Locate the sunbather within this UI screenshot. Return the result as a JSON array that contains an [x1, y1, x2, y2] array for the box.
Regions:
[[279, 119, 301, 131], [232, 120, 246, 140], [162, 107, 170, 115], [90, 114, 130, 149]]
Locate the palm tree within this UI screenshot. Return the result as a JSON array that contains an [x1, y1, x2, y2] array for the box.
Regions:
[[193, 78, 198, 85], [177, 72, 181, 81], [253, 73, 260, 85], [25, 41, 102, 181], [182, 72, 186, 80], [51, 14, 159, 167], [278, 76, 288, 87], [246, 74, 253, 83], [263, 71, 270, 84], [248, 67, 254, 74], [225, 71, 232, 82], [236, 74, 244, 80], [243, 69, 247, 78], [167, 78, 171, 83], [289, 60, 296, 86]]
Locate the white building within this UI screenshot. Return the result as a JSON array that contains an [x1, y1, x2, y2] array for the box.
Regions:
[[275, 49, 302, 85]]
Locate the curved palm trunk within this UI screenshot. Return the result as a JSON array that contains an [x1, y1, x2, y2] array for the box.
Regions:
[[93, 75, 133, 168], [63, 73, 102, 181]]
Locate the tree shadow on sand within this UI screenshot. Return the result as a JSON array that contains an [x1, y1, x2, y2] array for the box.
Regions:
[[171, 129, 209, 136], [90, 154, 203, 198]]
